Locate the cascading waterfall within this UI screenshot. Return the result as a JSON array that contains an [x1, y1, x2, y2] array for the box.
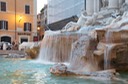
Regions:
[[37, 30, 84, 63], [37, 26, 99, 73], [104, 30, 114, 70], [69, 36, 90, 72], [104, 44, 114, 70], [104, 28, 128, 69]]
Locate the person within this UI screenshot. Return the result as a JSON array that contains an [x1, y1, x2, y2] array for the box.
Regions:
[[14, 44, 18, 50], [0, 46, 1, 50], [0, 43, 2, 50], [1, 43, 3, 50], [11, 41, 15, 50], [12, 41, 15, 46], [3, 43, 7, 50]]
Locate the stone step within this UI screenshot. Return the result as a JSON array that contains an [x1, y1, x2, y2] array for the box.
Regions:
[[0, 50, 25, 55]]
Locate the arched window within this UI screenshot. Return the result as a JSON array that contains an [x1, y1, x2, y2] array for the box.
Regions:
[[24, 22, 32, 32], [0, 20, 8, 30]]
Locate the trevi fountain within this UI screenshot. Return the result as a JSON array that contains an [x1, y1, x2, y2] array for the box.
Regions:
[[1, 0, 128, 84]]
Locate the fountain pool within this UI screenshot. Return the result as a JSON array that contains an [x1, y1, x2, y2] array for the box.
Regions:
[[0, 56, 127, 84]]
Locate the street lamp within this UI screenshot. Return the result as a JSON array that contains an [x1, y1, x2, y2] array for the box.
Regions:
[[18, 15, 22, 32], [37, 27, 40, 31], [19, 16, 22, 22], [37, 27, 40, 41]]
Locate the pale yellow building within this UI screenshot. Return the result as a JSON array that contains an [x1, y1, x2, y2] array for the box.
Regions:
[[0, 0, 37, 44]]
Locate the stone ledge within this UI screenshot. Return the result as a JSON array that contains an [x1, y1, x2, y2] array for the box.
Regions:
[[0, 50, 26, 55]]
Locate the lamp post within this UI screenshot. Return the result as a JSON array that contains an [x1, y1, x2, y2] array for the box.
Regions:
[[15, 0, 16, 40], [19, 16, 22, 22], [37, 27, 40, 41], [17, 15, 22, 35]]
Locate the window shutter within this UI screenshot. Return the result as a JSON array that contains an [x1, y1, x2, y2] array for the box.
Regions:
[[25, 6, 27, 14], [4, 21, 5, 29], [1, 21, 3, 29], [6, 21, 8, 30], [28, 6, 30, 14], [0, 21, 2, 29], [30, 23, 31, 31], [24, 23, 31, 31], [1, 2, 6, 11], [25, 5, 30, 14], [24, 23, 26, 31]]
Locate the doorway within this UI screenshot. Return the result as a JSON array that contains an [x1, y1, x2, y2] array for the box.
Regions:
[[1, 36, 11, 43], [21, 38, 28, 43]]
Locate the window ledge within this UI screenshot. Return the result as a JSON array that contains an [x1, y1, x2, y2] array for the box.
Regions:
[[0, 29, 7, 30], [24, 31, 31, 32]]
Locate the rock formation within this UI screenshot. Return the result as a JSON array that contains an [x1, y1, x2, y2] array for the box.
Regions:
[[69, 36, 98, 73]]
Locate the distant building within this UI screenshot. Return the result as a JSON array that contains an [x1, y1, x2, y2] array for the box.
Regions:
[[36, 5, 47, 41], [40, 5, 47, 30], [37, 13, 44, 41], [47, 0, 86, 30], [48, 16, 78, 30], [37, 13, 41, 28], [0, 0, 37, 43]]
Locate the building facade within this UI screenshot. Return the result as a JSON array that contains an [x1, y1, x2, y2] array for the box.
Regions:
[[47, 0, 85, 24], [36, 5, 47, 41], [0, 0, 37, 44], [40, 5, 47, 27], [37, 13, 44, 41]]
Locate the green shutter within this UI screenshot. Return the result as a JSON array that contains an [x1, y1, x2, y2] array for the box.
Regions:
[[6, 21, 8, 30], [24, 23, 26, 31], [0, 21, 2, 29], [30, 23, 32, 31]]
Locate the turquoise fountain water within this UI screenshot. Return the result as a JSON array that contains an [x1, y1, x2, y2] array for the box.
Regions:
[[0, 56, 127, 84]]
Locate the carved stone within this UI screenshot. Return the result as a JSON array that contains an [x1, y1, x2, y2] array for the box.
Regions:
[[86, 0, 94, 15], [108, 0, 119, 9]]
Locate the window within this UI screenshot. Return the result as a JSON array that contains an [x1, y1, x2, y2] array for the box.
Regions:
[[1, 2, 6, 12], [25, 5, 30, 14], [21, 38, 28, 43], [0, 20, 8, 30], [24, 23, 31, 32]]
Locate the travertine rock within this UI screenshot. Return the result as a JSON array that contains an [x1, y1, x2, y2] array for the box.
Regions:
[[69, 36, 99, 73], [50, 64, 68, 76], [50, 64, 117, 80]]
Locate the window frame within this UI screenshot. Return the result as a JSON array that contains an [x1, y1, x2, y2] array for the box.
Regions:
[[0, 20, 8, 30], [0, 1, 6, 12], [24, 22, 32, 32], [25, 5, 30, 14]]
